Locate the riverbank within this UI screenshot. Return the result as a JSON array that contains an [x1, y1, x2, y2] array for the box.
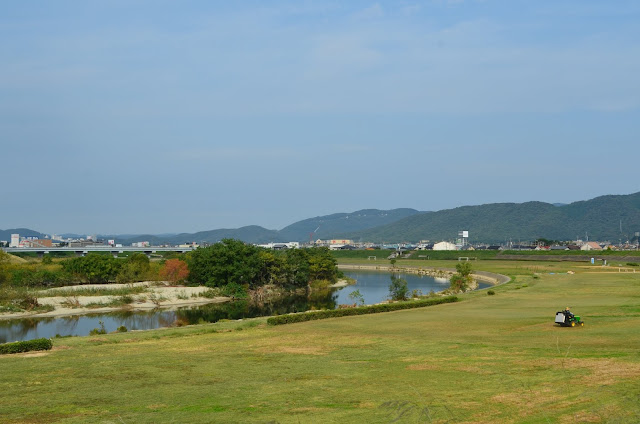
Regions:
[[3, 262, 638, 422], [0, 282, 231, 321], [337, 264, 510, 287]]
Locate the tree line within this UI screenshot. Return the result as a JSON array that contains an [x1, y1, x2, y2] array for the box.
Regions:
[[0, 239, 339, 291]]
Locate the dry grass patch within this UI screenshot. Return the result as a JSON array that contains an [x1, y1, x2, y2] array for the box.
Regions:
[[560, 411, 602, 423], [563, 358, 640, 386], [457, 365, 494, 375], [406, 362, 440, 371], [529, 358, 640, 386], [15, 351, 52, 358], [267, 345, 330, 355]]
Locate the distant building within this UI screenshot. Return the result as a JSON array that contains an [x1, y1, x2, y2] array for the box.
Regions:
[[581, 242, 602, 251], [22, 239, 53, 248], [10, 234, 20, 247], [329, 239, 354, 246], [550, 245, 569, 251], [433, 241, 457, 251]]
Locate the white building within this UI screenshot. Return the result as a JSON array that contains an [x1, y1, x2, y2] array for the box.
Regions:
[[433, 241, 457, 251], [10, 234, 20, 248], [580, 242, 602, 251]]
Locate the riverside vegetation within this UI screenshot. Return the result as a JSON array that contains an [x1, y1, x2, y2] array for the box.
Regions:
[[0, 240, 341, 315], [1, 257, 639, 422]]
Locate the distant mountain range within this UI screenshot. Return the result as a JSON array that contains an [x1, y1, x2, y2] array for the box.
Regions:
[[108, 208, 422, 245], [341, 193, 640, 243], [3, 193, 640, 245]]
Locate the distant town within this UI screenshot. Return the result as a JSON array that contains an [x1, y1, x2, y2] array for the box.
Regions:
[[2, 231, 639, 254]]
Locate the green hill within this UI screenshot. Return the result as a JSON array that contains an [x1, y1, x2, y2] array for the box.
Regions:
[[0, 228, 46, 243], [112, 209, 422, 245], [343, 192, 640, 243], [277, 208, 421, 242]]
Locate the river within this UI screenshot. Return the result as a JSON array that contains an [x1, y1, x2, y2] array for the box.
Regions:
[[0, 271, 489, 343]]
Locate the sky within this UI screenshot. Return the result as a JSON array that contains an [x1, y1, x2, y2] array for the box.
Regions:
[[2, 0, 639, 234]]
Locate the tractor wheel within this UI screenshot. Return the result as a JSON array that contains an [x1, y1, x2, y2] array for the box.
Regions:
[[571, 322, 575, 327]]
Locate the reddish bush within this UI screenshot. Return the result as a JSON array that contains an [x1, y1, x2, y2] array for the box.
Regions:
[[160, 259, 189, 284]]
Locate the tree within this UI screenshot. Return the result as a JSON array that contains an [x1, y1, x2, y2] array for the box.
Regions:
[[159, 259, 189, 284], [61, 254, 122, 284], [307, 247, 338, 283], [116, 253, 151, 283], [388, 275, 409, 301], [186, 239, 261, 288], [450, 262, 473, 292], [455, 261, 472, 278]]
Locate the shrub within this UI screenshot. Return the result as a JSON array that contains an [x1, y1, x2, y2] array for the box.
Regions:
[[116, 325, 128, 333], [348, 289, 365, 306], [89, 321, 107, 335], [221, 282, 248, 299], [487, 290, 495, 296], [626, 262, 639, 267], [388, 275, 409, 301], [19, 293, 40, 311], [267, 296, 459, 325], [0, 338, 53, 355], [195, 288, 220, 299]]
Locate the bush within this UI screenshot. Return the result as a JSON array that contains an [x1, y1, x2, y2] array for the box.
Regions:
[[159, 259, 190, 284], [388, 275, 409, 301], [487, 290, 495, 296], [89, 321, 107, 335], [267, 296, 459, 325], [0, 338, 53, 355], [221, 282, 248, 299], [116, 325, 128, 333]]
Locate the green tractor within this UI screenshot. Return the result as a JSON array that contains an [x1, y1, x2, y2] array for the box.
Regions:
[[555, 309, 584, 327]]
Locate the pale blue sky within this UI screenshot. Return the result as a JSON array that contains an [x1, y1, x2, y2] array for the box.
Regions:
[[2, 1, 639, 234]]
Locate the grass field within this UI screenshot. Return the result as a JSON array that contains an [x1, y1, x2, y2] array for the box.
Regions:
[[1, 260, 639, 423]]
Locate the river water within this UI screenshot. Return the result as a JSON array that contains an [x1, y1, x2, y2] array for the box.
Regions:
[[0, 271, 489, 343]]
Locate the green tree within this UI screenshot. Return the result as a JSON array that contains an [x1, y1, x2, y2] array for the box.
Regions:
[[186, 239, 261, 288], [388, 275, 409, 301], [284, 248, 311, 287], [256, 250, 286, 286], [61, 254, 122, 284], [455, 261, 472, 278], [450, 262, 473, 292], [307, 247, 338, 283], [116, 253, 151, 283]]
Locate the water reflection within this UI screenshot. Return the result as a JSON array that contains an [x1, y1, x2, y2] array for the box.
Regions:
[[0, 271, 490, 342], [0, 290, 340, 343]]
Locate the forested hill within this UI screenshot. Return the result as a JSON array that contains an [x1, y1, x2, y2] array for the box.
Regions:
[[342, 192, 640, 243], [277, 208, 421, 242], [0, 228, 46, 242], [112, 208, 423, 245]]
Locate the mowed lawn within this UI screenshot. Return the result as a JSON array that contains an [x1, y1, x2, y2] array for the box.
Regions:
[[1, 263, 640, 423]]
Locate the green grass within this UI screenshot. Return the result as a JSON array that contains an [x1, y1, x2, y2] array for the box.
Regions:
[[1, 261, 639, 423]]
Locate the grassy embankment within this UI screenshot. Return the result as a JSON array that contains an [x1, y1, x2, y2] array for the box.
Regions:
[[1, 258, 639, 423]]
